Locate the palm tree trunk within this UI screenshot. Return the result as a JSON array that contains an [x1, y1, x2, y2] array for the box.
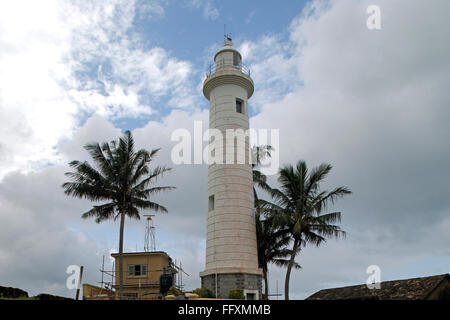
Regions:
[[263, 268, 269, 300], [118, 211, 125, 299], [284, 239, 299, 300]]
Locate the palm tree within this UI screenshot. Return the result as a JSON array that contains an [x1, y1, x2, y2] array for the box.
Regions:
[[251, 145, 273, 200], [255, 204, 299, 299], [62, 130, 174, 298], [252, 145, 295, 299], [261, 160, 351, 300]]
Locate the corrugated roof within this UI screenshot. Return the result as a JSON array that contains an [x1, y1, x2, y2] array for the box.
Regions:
[[306, 273, 449, 300]]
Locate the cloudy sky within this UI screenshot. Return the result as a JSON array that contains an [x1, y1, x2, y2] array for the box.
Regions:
[[0, 0, 449, 299]]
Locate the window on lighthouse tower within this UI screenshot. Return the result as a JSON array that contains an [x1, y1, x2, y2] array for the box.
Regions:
[[208, 195, 215, 211], [236, 99, 243, 114]]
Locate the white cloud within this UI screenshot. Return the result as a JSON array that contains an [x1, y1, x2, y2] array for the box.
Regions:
[[137, 0, 167, 19], [0, 1, 77, 178], [239, 35, 298, 110], [0, 108, 210, 296], [0, 0, 196, 180], [245, 10, 256, 25], [0, 165, 109, 297], [188, 0, 219, 21], [248, 0, 450, 298], [203, 2, 219, 21], [1, 0, 449, 300]]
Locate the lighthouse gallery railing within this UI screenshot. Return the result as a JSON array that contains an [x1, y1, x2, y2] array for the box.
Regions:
[[205, 62, 251, 78]]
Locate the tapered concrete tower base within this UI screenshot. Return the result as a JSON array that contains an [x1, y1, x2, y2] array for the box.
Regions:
[[200, 38, 262, 300], [201, 272, 262, 300]]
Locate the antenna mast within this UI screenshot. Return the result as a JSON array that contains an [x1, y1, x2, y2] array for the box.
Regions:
[[224, 24, 232, 41], [143, 214, 156, 252]]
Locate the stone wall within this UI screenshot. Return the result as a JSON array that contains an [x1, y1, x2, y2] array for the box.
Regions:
[[201, 273, 262, 299]]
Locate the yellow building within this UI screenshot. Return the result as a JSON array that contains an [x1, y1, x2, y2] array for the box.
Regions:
[[83, 251, 177, 300]]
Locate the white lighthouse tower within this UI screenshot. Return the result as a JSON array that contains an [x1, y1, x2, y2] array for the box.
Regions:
[[200, 37, 262, 299]]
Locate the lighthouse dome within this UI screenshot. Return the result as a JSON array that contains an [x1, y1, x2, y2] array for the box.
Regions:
[[214, 38, 242, 66], [203, 37, 253, 100]]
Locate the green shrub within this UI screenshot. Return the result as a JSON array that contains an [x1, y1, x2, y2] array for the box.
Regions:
[[0, 295, 35, 300], [192, 287, 215, 298], [228, 288, 244, 300], [166, 286, 183, 297]]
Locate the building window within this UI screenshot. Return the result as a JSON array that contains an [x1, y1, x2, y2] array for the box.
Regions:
[[236, 99, 243, 114], [208, 195, 215, 211], [123, 293, 138, 299], [128, 264, 148, 276]]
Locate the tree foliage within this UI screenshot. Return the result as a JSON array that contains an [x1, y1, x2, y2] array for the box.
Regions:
[[62, 130, 174, 298]]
